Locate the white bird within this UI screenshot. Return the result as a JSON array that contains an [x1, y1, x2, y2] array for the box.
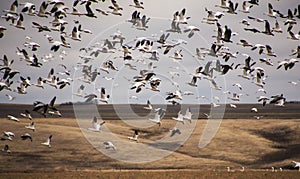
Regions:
[[104, 141, 116, 150], [128, 129, 139, 142], [41, 135, 52, 147], [88, 116, 105, 132], [230, 104, 237, 108], [99, 87, 110, 103], [232, 83, 242, 90], [7, 115, 19, 122], [291, 161, 300, 171], [143, 100, 153, 110], [228, 93, 240, 101], [149, 108, 165, 126], [11, 13, 25, 30], [183, 26, 200, 38], [0, 26, 7, 38], [25, 122, 35, 131], [251, 107, 258, 113], [5, 94, 15, 101], [73, 84, 85, 97], [183, 107, 193, 122], [172, 111, 184, 124]]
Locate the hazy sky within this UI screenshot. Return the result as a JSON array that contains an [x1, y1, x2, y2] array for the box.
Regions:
[[0, 0, 299, 104]]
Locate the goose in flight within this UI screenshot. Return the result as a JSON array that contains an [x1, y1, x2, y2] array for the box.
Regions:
[[262, 20, 274, 36], [257, 96, 269, 106], [183, 26, 200, 38], [270, 94, 286, 107], [129, 0, 144, 9], [290, 45, 300, 58], [0, 26, 7, 38], [33, 96, 58, 117], [3, 0, 18, 15], [11, 13, 25, 30], [25, 122, 35, 132], [98, 87, 109, 103], [7, 115, 19, 122], [128, 129, 139, 142], [172, 110, 184, 124], [239, 1, 253, 13], [166, 90, 182, 100], [21, 2, 36, 16], [21, 133, 32, 142], [291, 161, 300, 171], [73, 84, 85, 97], [287, 30, 300, 40], [104, 141, 116, 150], [272, 20, 282, 33], [107, 0, 123, 16], [88, 116, 105, 132], [228, 93, 240, 101], [2, 145, 11, 153], [170, 127, 181, 137], [37, 1, 49, 18], [143, 100, 153, 110], [226, 0, 238, 14], [149, 108, 165, 126], [41, 135, 52, 147], [5, 94, 15, 101], [277, 58, 299, 70], [183, 107, 193, 122]]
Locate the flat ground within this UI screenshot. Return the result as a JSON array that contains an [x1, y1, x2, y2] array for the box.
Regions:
[[0, 104, 300, 178]]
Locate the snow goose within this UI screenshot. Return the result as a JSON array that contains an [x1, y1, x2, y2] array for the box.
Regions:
[[183, 26, 200, 38], [104, 141, 116, 150], [20, 2, 36, 16], [187, 76, 198, 87], [7, 115, 19, 122], [226, 0, 238, 14], [88, 116, 105, 132], [149, 108, 165, 126], [272, 20, 282, 33], [291, 161, 300, 171], [257, 96, 269, 106], [41, 135, 52, 147], [107, 0, 123, 16], [228, 93, 240, 101], [0, 26, 7, 38], [262, 20, 274, 36], [73, 84, 85, 97], [37, 1, 49, 17], [183, 107, 193, 122], [129, 0, 144, 9], [251, 107, 258, 113], [3, 0, 19, 15], [128, 129, 139, 142], [25, 122, 35, 132], [144, 100, 153, 110], [172, 111, 184, 124], [20, 110, 32, 120], [5, 94, 15, 101], [11, 13, 25, 30], [84, 1, 97, 18], [166, 90, 182, 100], [21, 133, 32, 141], [215, 0, 229, 9], [287, 30, 299, 40], [239, 1, 252, 13], [277, 58, 299, 70], [230, 104, 237, 108], [270, 94, 285, 107]]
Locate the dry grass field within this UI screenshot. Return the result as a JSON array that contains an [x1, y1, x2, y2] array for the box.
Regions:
[[0, 104, 300, 178]]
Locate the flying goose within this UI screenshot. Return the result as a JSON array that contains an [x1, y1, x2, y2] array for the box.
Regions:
[[287, 30, 300, 40], [104, 141, 116, 150], [84, 1, 97, 18], [128, 129, 139, 142], [20, 110, 32, 120], [172, 111, 184, 124], [129, 0, 144, 9], [183, 26, 200, 38], [11, 13, 25, 30], [7, 115, 19, 122], [291, 161, 300, 171], [21, 133, 32, 141], [183, 107, 193, 122], [2, 145, 11, 153], [21, 2, 36, 16], [107, 0, 123, 16], [270, 94, 286, 106], [88, 116, 105, 132], [41, 135, 52, 147], [257, 96, 269, 106], [228, 93, 240, 101], [226, 0, 238, 14], [277, 58, 299, 70], [166, 90, 182, 100], [0, 26, 7, 38], [25, 122, 35, 131], [262, 20, 274, 36], [3, 0, 18, 15], [143, 100, 153, 110], [239, 1, 252, 13], [149, 108, 165, 126]]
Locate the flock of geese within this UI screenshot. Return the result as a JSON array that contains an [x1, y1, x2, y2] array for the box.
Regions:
[[0, 0, 300, 170]]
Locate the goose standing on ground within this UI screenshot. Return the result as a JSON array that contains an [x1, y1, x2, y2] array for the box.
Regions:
[[88, 116, 105, 132], [41, 135, 52, 147], [104, 141, 116, 150], [128, 129, 139, 142]]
